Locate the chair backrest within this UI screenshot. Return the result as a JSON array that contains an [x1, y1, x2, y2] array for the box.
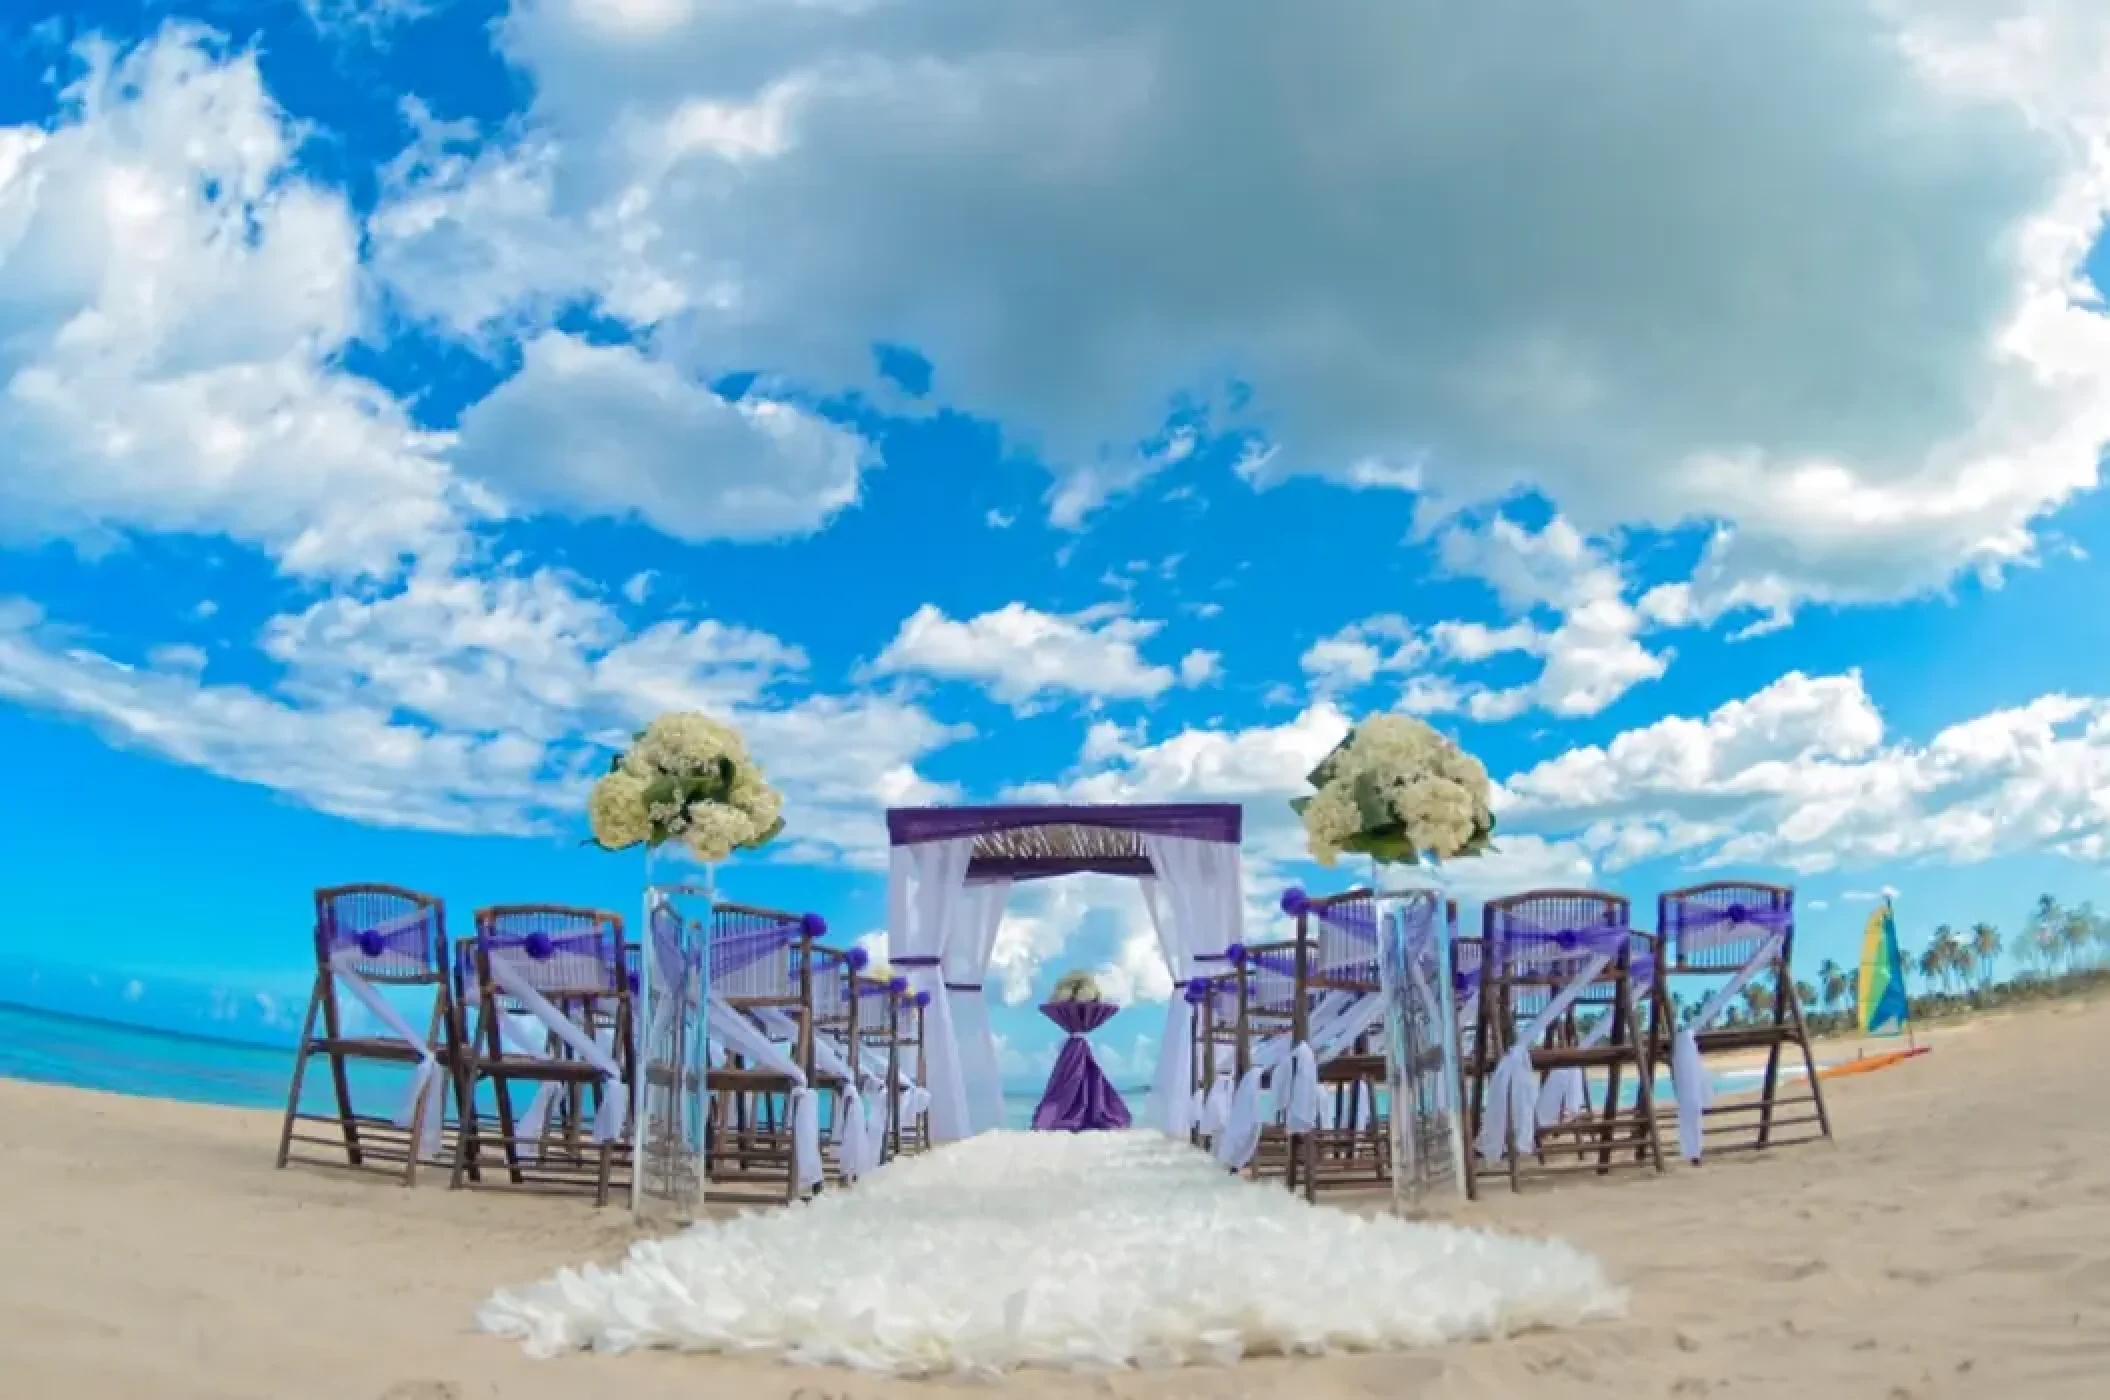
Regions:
[[474, 904, 627, 1002], [314, 885, 446, 985], [709, 902, 817, 1006], [1482, 889, 1633, 1032], [806, 944, 864, 1041], [1659, 881, 1794, 974], [1303, 890, 1380, 989]]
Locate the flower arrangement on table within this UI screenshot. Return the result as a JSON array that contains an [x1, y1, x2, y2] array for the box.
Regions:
[[1291, 712, 1495, 867], [586, 711, 785, 861], [1048, 969, 1104, 1004]]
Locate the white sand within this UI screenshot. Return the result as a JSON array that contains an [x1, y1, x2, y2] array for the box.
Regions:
[[3, 1000, 2108, 1399]]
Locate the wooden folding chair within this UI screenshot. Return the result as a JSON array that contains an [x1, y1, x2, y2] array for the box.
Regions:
[[1655, 881, 1832, 1163], [1475, 889, 1666, 1192], [702, 902, 826, 1205], [449, 904, 632, 1206], [276, 884, 457, 1186]]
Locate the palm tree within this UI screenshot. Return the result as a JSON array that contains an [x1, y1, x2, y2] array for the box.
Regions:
[[1738, 977, 1774, 1024], [1929, 925, 1968, 994], [1816, 957, 1853, 1014], [1968, 922, 2001, 992], [2060, 906, 2096, 970], [2027, 894, 2065, 977]]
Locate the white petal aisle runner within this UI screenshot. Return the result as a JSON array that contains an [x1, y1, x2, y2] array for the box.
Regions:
[[477, 1131, 1623, 1376]]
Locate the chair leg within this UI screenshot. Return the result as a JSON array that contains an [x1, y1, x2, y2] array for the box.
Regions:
[[275, 980, 326, 1169], [317, 978, 363, 1166], [1787, 984, 1835, 1141]]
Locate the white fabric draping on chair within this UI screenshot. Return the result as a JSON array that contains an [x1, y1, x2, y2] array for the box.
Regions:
[[887, 837, 976, 1144], [708, 996, 823, 1189], [1141, 833, 1240, 1136], [945, 877, 1013, 1135]]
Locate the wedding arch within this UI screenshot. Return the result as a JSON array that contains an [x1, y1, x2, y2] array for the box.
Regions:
[[883, 803, 1244, 1144]]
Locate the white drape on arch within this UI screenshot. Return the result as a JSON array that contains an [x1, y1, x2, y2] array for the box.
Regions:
[[945, 877, 1013, 1135], [887, 838, 976, 1144], [1141, 832, 1242, 1136]]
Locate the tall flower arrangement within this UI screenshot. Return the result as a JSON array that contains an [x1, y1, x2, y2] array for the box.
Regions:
[[1291, 713, 1495, 867], [587, 711, 785, 862]]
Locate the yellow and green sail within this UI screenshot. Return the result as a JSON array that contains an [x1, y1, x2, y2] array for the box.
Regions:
[[1857, 900, 1910, 1036]]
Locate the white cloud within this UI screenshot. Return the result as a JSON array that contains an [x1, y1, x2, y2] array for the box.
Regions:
[[1300, 615, 1426, 693], [870, 602, 1213, 710], [621, 571, 656, 605], [1430, 516, 1669, 720], [451, 332, 873, 543], [1092, 926, 1174, 1007], [0, 29, 464, 577], [121, 979, 144, 1002], [366, 0, 2110, 614], [1505, 671, 2110, 874], [0, 570, 968, 862]]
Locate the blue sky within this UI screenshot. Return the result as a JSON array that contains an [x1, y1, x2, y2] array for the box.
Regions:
[[4, 1, 2110, 1086]]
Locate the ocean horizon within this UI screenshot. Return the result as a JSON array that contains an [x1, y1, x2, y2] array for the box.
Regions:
[[0, 1000, 1786, 1130], [0, 1001, 1133, 1128]]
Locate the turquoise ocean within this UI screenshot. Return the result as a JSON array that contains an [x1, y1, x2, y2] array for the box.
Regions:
[[0, 1002, 1088, 1128], [0, 1001, 1781, 1127]]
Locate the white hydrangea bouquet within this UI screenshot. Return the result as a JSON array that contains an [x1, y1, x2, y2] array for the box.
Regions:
[[1291, 713, 1495, 867], [586, 711, 785, 862], [1049, 970, 1103, 1003]]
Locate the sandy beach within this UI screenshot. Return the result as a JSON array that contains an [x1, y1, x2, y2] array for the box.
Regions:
[[3, 1001, 2106, 1400]]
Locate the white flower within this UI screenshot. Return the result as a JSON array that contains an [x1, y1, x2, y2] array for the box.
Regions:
[[684, 801, 760, 863], [587, 771, 653, 850], [1296, 711, 1492, 862], [1050, 970, 1103, 1003]]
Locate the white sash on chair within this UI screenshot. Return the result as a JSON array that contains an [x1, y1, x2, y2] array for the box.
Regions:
[[486, 958, 630, 1151], [1672, 927, 1786, 1162], [1477, 942, 1617, 1164], [324, 949, 447, 1161], [706, 996, 822, 1190]]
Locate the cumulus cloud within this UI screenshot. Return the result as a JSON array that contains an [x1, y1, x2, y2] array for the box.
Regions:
[[0, 28, 463, 576], [0, 571, 967, 862], [451, 332, 874, 543], [870, 602, 1215, 711], [365, 0, 2110, 619]]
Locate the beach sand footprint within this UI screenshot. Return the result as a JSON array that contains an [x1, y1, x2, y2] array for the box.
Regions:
[[378, 1382, 461, 1400]]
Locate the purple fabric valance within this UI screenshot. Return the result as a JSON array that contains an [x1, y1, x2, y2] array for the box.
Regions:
[[885, 802, 1241, 847]]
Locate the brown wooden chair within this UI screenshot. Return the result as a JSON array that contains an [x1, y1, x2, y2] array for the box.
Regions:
[[1654, 882, 1832, 1163], [449, 904, 632, 1206], [276, 884, 457, 1186], [702, 902, 825, 1205], [1473, 889, 1666, 1192]]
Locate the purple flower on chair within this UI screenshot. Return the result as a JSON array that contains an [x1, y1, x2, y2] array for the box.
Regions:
[[1280, 887, 1311, 918], [356, 930, 386, 958], [801, 912, 828, 939], [888, 976, 909, 994], [523, 932, 554, 961], [1725, 903, 1749, 924], [1225, 942, 1249, 967], [846, 945, 870, 972], [1183, 979, 1210, 1005]]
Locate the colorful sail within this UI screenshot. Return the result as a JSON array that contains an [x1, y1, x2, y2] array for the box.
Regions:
[[1857, 899, 1910, 1036]]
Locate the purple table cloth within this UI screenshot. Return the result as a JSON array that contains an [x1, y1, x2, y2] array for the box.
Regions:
[[1031, 1001, 1133, 1132]]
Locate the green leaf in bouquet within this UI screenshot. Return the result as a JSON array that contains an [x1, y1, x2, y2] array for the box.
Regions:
[[1303, 733, 1355, 790], [1350, 769, 1393, 832], [1342, 830, 1421, 865], [1288, 795, 1313, 818]]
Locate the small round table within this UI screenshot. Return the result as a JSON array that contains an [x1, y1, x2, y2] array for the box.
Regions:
[[1030, 1000, 1133, 1131]]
